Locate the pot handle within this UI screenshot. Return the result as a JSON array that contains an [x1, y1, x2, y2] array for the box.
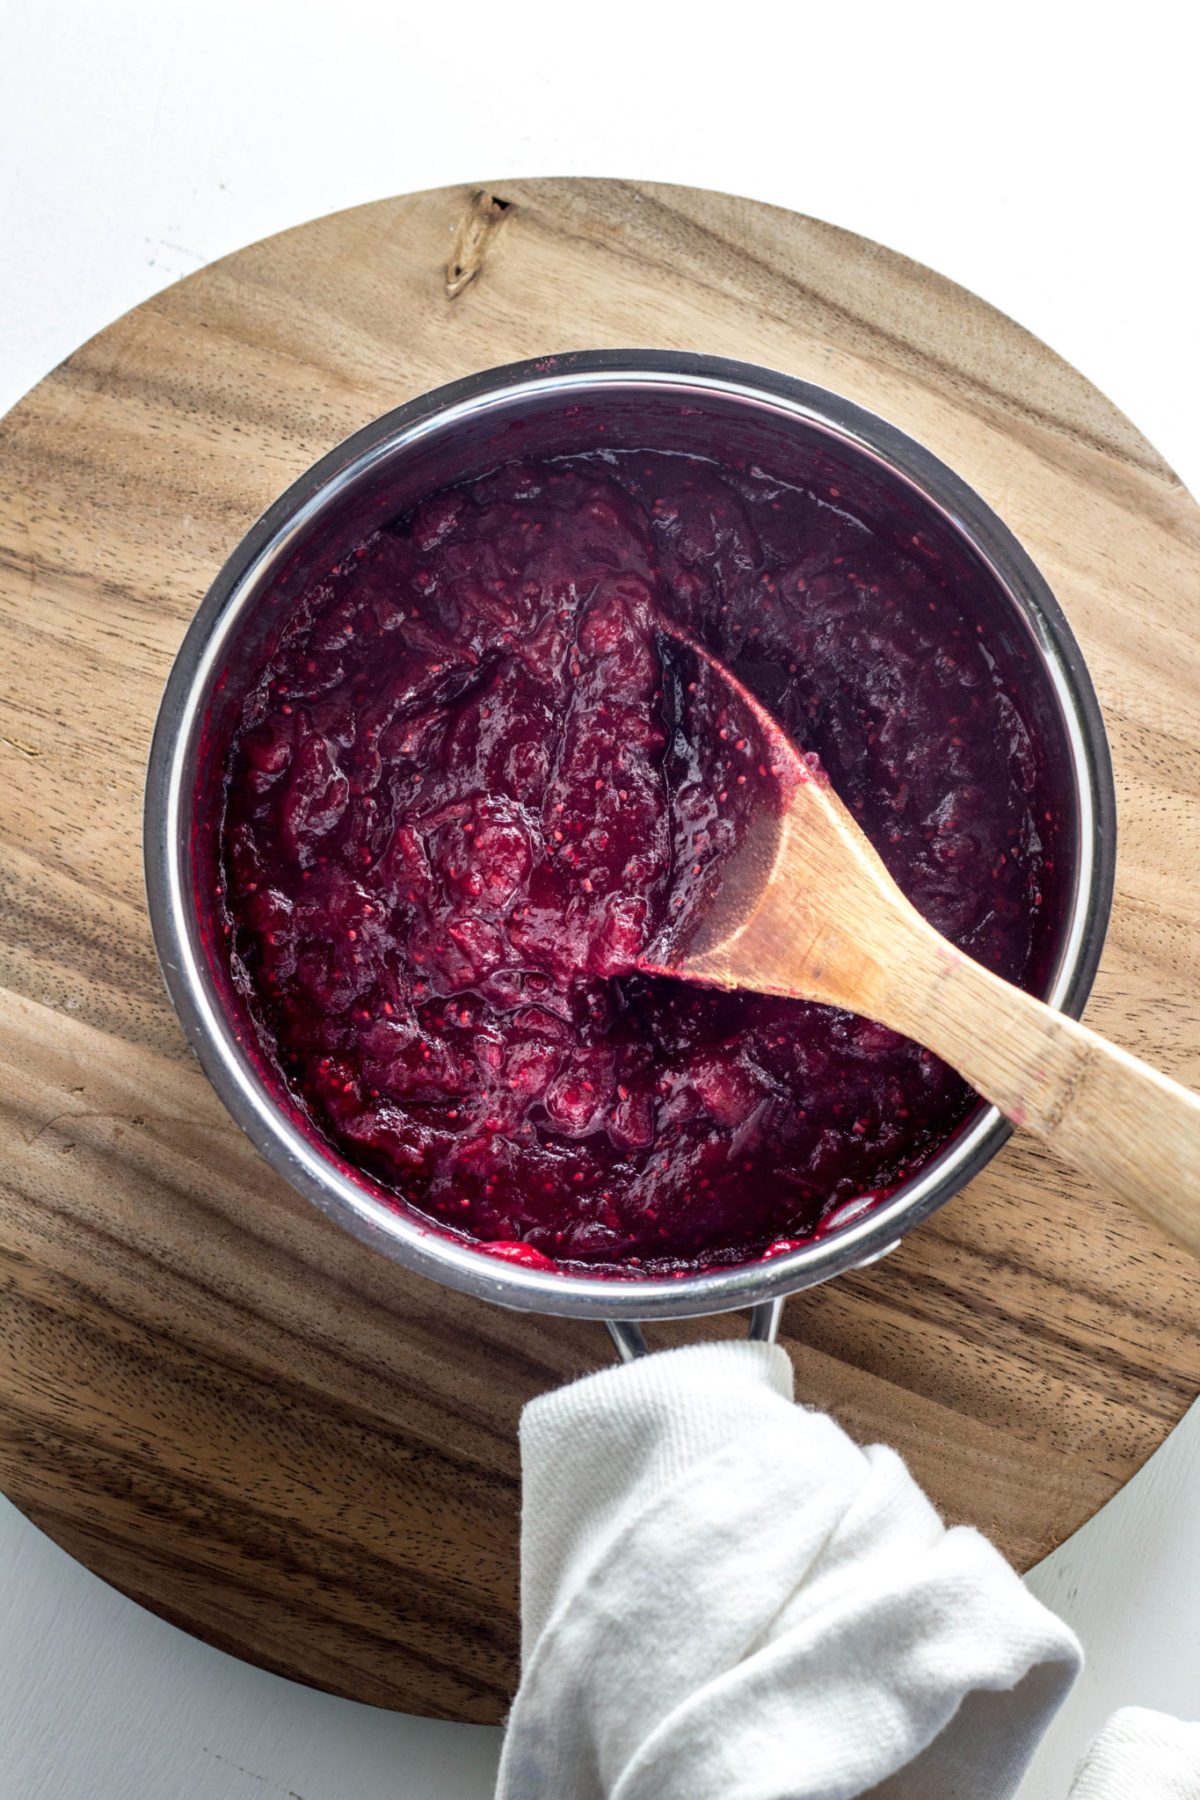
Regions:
[[605, 1297, 784, 1363]]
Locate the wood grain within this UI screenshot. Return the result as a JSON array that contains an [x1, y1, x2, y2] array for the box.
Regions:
[[1, 179, 1199, 1724]]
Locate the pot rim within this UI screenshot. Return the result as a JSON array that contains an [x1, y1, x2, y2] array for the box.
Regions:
[[144, 349, 1116, 1321]]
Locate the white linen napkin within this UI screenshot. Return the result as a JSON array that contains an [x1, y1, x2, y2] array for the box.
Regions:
[[495, 1338, 1082, 1800], [1068, 1707, 1200, 1799]]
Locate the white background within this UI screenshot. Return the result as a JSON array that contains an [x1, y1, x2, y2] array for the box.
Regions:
[[1, 2, 1198, 1796]]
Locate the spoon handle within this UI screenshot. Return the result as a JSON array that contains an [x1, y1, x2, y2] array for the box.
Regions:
[[886, 942, 1200, 1257]]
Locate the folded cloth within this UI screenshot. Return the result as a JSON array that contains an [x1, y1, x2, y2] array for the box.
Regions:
[[495, 1339, 1081, 1800], [1068, 1708, 1200, 1799]]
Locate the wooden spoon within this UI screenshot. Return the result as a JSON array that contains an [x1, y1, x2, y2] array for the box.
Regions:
[[646, 625, 1200, 1260]]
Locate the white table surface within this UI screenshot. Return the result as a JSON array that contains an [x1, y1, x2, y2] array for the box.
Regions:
[[2, 4, 1197, 1795]]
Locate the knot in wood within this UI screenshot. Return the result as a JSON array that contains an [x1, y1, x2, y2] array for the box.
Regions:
[[446, 190, 512, 298]]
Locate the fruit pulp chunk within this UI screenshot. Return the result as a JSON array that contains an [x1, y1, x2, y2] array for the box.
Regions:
[[218, 450, 1054, 1275]]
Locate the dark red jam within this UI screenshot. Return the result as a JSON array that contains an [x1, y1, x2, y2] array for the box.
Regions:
[[218, 451, 1054, 1275]]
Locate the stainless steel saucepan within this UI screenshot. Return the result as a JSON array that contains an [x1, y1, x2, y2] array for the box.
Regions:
[[144, 350, 1115, 1354]]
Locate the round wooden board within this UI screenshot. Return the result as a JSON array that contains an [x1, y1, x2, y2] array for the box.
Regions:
[[2, 179, 1200, 1725]]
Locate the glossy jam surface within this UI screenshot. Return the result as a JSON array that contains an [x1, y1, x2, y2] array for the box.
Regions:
[[218, 451, 1055, 1274]]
